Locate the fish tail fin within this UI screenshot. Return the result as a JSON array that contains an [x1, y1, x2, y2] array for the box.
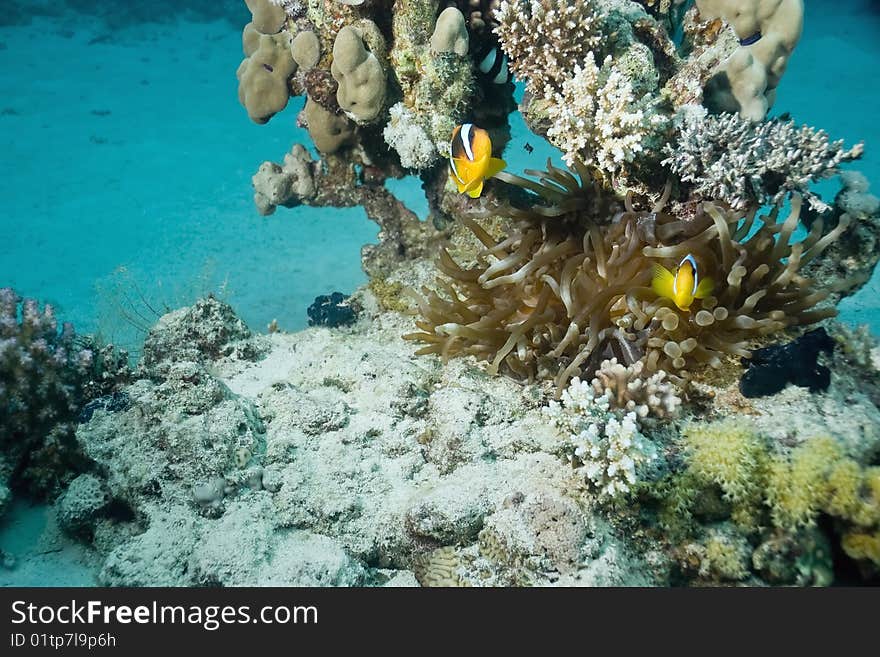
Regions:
[[485, 157, 507, 179], [651, 263, 675, 300], [695, 277, 715, 299], [467, 180, 485, 198]]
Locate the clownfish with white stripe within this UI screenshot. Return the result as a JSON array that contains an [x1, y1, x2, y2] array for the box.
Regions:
[[448, 123, 507, 198], [651, 254, 715, 312]]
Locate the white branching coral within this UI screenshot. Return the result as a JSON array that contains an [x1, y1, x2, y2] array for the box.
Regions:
[[574, 411, 648, 500], [663, 106, 865, 211], [494, 0, 602, 94], [545, 52, 650, 173], [383, 103, 439, 170], [591, 358, 682, 419], [545, 377, 657, 501]]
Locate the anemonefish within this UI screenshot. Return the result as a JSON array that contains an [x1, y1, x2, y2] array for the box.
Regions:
[[651, 254, 715, 312], [448, 123, 507, 198], [476, 45, 513, 85]]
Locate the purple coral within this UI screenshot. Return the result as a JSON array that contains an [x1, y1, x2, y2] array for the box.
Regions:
[[1, 288, 128, 502]]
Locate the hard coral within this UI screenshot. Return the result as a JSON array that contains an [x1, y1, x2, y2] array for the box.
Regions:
[[664, 107, 864, 211], [545, 376, 657, 501], [546, 51, 653, 176], [494, 0, 602, 95]]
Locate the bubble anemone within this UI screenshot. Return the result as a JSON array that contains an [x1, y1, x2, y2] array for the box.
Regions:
[[405, 164, 851, 393]]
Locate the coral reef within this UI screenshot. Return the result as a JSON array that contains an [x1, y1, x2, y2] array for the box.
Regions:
[[60, 300, 655, 586], [113, 0, 879, 588]]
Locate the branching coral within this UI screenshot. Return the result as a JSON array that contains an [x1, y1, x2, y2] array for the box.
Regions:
[[493, 0, 602, 95], [591, 358, 681, 419], [546, 52, 652, 176], [663, 107, 864, 211], [0, 288, 129, 508], [1, 288, 94, 447], [406, 162, 849, 393], [545, 377, 657, 501]]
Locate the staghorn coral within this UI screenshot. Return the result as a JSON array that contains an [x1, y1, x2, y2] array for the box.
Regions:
[[406, 161, 850, 393], [664, 106, 864, 211]]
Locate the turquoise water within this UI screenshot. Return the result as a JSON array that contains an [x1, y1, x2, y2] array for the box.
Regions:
[[1, 1, 878, 346]]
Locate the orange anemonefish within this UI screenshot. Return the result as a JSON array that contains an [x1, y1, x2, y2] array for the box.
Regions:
[[448, 123, 507, 199], [651, 254, 715, 312]]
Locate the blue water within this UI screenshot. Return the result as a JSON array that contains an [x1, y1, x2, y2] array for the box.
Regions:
[[1, 0, 879, 348]]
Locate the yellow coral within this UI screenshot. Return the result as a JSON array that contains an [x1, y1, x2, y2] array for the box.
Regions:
[[841, 531, 880, 566], [702, 531, 750, 581], [825, 458, 866, 523], [767, 436, 840, 530], [768, 439, 880, 532], [683, 419, 767, 507]]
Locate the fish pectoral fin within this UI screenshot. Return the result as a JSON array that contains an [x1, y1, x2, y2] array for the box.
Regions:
[[695, 277, 715, 299], [484, 157, 507, 179], [651, 263, 676, 299], [466, 180, 485, 198]]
